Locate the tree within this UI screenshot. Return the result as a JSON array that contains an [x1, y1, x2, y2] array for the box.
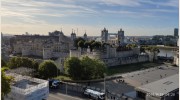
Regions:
[[1, 59, 6, 67], [126, 44, 137, 49], [93, 59, 106, 79], [38, 60, 58, 79], [64, 56, 106, 80], [1, 68, 13, 100], [84, 41, 91, 48], [78, 40, 85, 48], [80, 56, 95, 80], [7, 57, 38, 69], [74, 37, 85, 48], [91, 41, 101, 49], [64, 57, 83, 80]]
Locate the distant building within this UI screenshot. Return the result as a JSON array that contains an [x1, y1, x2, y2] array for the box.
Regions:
[[12, 30, 73, 59], [174, 28, 178, 37], [5, 73, 49, 100], [136, 74, 179, 100], [101, 28, 125, 46]]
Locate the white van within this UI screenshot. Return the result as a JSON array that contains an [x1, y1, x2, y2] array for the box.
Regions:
[[83, 88, 105, 100]]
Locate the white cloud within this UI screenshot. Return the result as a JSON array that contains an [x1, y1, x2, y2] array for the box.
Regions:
[[145, 9, 178, 13], [1, 0, 98, 24], [140, 0, 178, 8], [99, 0, 141, 7], [103, 10, 159, 18]]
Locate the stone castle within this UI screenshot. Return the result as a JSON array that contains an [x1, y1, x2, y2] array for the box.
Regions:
[[11, 28, 150, 67]]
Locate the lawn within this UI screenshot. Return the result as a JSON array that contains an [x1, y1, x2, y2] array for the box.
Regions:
[[54, 75, 72, 81], [106, 62, 162, 76]]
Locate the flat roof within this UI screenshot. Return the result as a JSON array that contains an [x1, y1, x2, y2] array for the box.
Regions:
[[6, 73, 47, 89], [136, 74, 179, 95], [124, 65, 178, 87]]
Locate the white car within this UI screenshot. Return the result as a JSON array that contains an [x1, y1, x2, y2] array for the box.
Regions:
[[83, 88, 105, 100]]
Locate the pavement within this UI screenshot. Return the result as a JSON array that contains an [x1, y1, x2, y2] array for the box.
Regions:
[[48, 84, 90, 100], [48, 92, 85, 100], [123, 65, 178, 87]]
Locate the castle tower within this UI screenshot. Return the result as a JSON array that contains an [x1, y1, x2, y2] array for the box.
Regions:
[[84, 31, 87, 41], [71, 29, 76, 41], [101, 27, 108, 43], [59, 30, 64, 42], [118, 28, 125, 45]]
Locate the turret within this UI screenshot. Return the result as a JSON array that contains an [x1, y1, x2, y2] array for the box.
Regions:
[[101, 27, 108, 43], [71, 29, 76, 41], [118, 28, 125, 46], [84, 31, 87, 41]]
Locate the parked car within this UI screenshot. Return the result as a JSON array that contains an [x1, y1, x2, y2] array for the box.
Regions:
[[49, 79, 62, 89]]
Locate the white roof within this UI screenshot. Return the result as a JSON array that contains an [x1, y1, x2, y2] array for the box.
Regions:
[[136, 74, 179, 96]]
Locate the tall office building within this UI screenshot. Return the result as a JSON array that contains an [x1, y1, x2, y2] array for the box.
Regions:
[[174, 28, 178, 37]]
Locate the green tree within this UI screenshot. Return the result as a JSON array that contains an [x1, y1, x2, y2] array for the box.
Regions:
[[64, 56, 106, 80], [78, 40, 85, 48], [1, 68, 13, 100], [91, 41, 101, 49], [1, 59, 6, 67], [7, 57, 38, 69], [84, 41, 91, 48], [74, 37, 85, 48], [64, 57, 83, 80], [38, 60, 58, 79], [80, 56, 95, 80], [126, 44, 137, 49], [93, 59, 106, 79]]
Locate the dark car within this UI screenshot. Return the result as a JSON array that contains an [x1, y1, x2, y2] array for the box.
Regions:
[[49, 79, 62, 89]]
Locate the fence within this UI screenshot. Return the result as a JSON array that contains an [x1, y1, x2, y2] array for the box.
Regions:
[[61, 82, 135, 100]]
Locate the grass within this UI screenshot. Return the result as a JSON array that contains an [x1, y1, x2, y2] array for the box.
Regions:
[[106, 62, 162, 76], [54, 75, 72, 81]]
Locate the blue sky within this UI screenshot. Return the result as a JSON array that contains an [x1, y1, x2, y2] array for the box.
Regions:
[[1, 0, 179, 36]]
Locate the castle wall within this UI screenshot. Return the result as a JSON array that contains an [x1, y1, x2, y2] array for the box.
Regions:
[[103, 55, 149, 67]]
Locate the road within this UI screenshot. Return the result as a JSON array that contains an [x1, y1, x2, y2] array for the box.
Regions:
[[48, 92, 86, 100], [48, 84, 90, 100]]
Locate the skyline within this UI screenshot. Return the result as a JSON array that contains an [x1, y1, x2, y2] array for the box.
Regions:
[[1, 0, 179, 36]]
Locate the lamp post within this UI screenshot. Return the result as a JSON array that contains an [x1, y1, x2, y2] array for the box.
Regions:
[[66, 82, 68, 94], [104, 73, 106, 99]]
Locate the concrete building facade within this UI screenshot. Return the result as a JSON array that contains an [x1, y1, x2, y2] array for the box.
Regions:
[[5, 73, 49, 100]]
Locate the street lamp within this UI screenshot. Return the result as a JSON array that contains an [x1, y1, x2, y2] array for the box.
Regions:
[[104, 73, 106, 97]]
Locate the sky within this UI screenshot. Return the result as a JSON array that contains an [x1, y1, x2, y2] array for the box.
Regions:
[[1, 0, 179, 36]]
